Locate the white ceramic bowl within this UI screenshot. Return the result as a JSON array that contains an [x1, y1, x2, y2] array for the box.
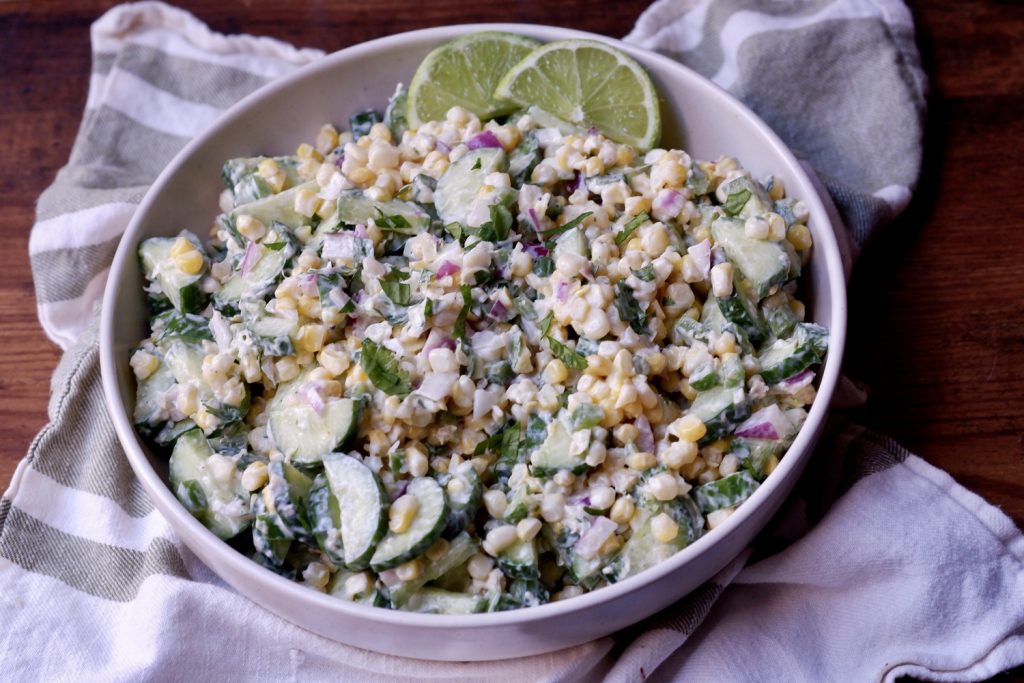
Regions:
[[100, 23, 847, 661]]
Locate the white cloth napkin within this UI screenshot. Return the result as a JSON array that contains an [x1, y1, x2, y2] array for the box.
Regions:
[[4, 2, 1023, 681]]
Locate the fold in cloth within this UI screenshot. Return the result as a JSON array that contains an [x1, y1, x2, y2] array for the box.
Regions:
[[4, 2, 1021, 681]]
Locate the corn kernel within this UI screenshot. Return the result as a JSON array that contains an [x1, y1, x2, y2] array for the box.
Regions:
[[710, 262, 734, 298], [712, 331, 737, 356], [483, 525, 518, 556], [170, 236, 196, 258], [660, 440, 699, 469], [516, 517, 542, 542], [345, 572, 372, 599], [648, 472, 679, 501], [130, 349, 159, 381], [395, 557, 422, 582], [483, 488, 508, 519], [787, 223, 813, 251], [257, 158, 286, 192], [293, 188, 322, 218], [368, 122, 393, 142], [295, 324, 327, 353], [296, 142, 324, 162], [425, 538, 450, 562], [544, 358, 569, 385], [670, 414, 707, 442], [315, 124, 339, 155], [347, 167, 376, 187], [609, 496, 635, 524], [174, 249, 204, 275], [236, 214, 267, 241], [389, 494, 420, 533], [651, 512, 679, 543], [275, 356, 300, 383], [626, 451, 656, 470]]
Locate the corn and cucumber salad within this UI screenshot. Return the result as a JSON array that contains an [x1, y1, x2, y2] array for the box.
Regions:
[[132, 45, 826, 614]]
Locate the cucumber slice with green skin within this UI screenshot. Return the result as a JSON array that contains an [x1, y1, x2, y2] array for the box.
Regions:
[[496, 577, 550, 610], [401, 588, 491, 614], [222, 156, 304, 206], [689, 385, 751, 443], [434, 148, 507, 227], [334, 190, 431, 234], [530, 415, 590, 478], [245, 308, 297, 357], [508, 133, 541, 187], [758, 324, 828, 385], [554, 226, 590, 262], [688, 363, 720, 391], [711, 217, 793, 300], [133, 350, 176, 435], [716, 176, 770, 219], [384, 84, 408, 141], [437, 464, 482, 539], [215, 234, 298, 309], [497, 538, 539, 580], [370, 477, 448, 572], [219, 181, 317, 246], [693, 471, 760, 514], [323, 454, 388, 571], [720, 354, 745, 388], [672, 316, 711, 346], [138, 233, 206, 313], [169, 429, 252, 540], [161, 339, 250, 426], [251, 491, 292, 567], [265, 460, 313, 542], [731, 437, 786, 480], [717, 289, 765, 346], [607, 500, 695, 583], [267, 369, 362, 464], [762, 295, 800, 339], [307, 473, 345, 565], [388, 531, 479, 608], [325, 569, 387, 606]]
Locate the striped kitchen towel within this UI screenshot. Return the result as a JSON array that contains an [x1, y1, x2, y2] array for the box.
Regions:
[[5, 1, 1024, 681]]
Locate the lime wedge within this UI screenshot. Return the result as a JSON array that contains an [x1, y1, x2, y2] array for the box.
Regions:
[[406, 32, 540, 128], [494, 39, 661, 151]]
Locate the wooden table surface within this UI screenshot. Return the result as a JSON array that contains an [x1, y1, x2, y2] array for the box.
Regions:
[[1, 0, 1022, 667]]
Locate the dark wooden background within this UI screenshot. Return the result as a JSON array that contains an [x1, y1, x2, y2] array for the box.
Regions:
[[1, 0, 1022, 675]]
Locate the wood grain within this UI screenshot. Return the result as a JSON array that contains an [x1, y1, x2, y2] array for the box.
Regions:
[[1, 0, 1022, 567]]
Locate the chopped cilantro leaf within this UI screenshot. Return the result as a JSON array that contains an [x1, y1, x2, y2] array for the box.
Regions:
[[723, 189, 752, 216], [359, 339, 411, 396], [614, 212, 649, 245], [615, 281, 649, 335]]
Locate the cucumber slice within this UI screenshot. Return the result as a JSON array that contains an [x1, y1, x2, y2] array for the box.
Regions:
[[162, 339, 249, 426], [688, 363, 720, 391], [496, 538, 539, 580], [607, 500, 694, 582], [133, 350, 176, 434], [219, 181, 318, 244], [499, 577, 550, 609], [434, 148, 507, 227], [222, 156, 304, 206], [251, 491, 292, 567], [326, 569, 387, 606], [370, 477, 448, 571], [672, 316, 711, 346], [383, 84, 408, 141], [168, 429, 251, 539], [401, 588, 489, 614], [215, 235, 298, 309], [693, 471, 760, 514], [717, 289, 765, 346], [508, 133, 541, 187], [529, 415, 589, 478], [138, 233, 206, 313], [265, 460, 313, 542], [334, 190, 430, 234], [153, 310, 213, 344], [323, 454, 388, 570], [711, 217, 793, 299], [438, 463, 482, 539], [245, 307, 298, 357], [388, 531, 479, 608], [758, 324, 827, 385], [731, 437, 785, 480], [554, 226, 590, 262], [267, 369, 361, 464], [716, 176, 770, 219], [761, 295, 800, 339], [689, 385, 751, 443], [307, 473, 345, 565]]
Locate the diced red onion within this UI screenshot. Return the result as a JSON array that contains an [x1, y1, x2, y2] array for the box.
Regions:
[[297, 382, 326, 416], [378, 568, 403, 587], [527, 208, 544, 236], [556, 280, 570, 302], [389, 480, 408, 503], [711, 246, 728, 267], [734, 404, 794, 441], [652, 188, 686, 219], [567, 495, 591, 507], [773, 368, 815, 394], [328, 287, 350, 311], [587, 126, 600, 136], [321, 232, 355, 260], [687, 239, 711, 279], [523, 240, 549, 258], [566, 170, 583, 194], [435, 139, 451, 155], [488, 300, 507, 321], [467, 130, 503, 150], [297, 272, 318, 298], [354, 224, 368, 239], [436, 260, 461, 278], [576, 516, 618, 560], [421, 330, 456, 357], [333, 153, 345, 168], [636, 416, 654, 453], [240, 240, 259, 277]]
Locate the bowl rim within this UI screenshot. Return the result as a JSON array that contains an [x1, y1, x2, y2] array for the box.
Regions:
[[100, 22, 847, 631]]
